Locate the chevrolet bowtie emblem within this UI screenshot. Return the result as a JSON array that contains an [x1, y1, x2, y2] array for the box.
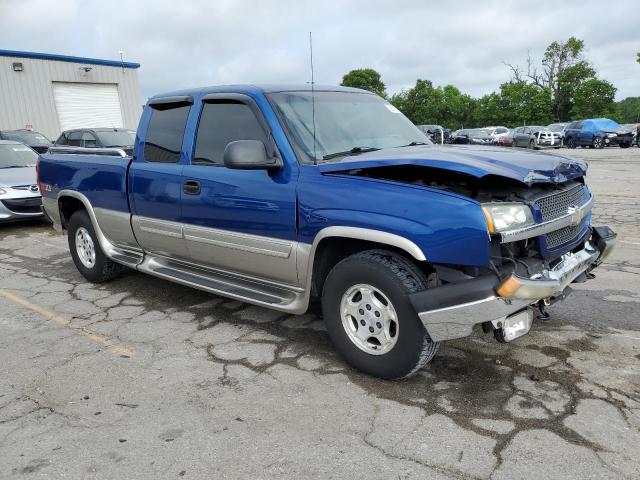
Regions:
[[567, 205, 581, 225]]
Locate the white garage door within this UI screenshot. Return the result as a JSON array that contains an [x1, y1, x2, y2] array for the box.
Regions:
[[53, 82, 124, 131]]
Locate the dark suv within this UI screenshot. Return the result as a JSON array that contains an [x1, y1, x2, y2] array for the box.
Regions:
[[54, 128, 136, 155], [564, 118, 634, 149], [0, 129, 52, 153]]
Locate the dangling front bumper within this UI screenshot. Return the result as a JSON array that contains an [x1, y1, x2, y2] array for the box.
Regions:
[[410, 226, 617, 342]]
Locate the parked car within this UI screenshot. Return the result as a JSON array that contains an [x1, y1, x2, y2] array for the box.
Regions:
[[484, 126, 511, 142], [621, 123, 639, 146], [547, 122, 569, 146], [450, 128, 494, 145], [0, 140, 44, 222], [55, 128, 136, 155], [38, 84, 616, 380], [417, 125, 449, 144], [496, 133, 514, 147], [513, 126, 561, 149], [0, 129, 52, 153], [564, 118, 634, 149]]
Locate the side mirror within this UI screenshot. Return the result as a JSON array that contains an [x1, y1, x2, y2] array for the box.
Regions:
[[223, 140, 282, 170]]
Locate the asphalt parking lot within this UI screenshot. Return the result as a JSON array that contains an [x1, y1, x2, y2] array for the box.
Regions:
[[1, 147, 639, 479]]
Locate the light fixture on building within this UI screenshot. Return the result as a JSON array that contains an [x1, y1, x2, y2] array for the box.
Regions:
[[12, 62, 23, 72], [79, 66, 93, 73]]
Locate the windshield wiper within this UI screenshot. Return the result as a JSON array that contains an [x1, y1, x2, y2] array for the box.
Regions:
[[322, 146, 380, 161], [398, 141, 429, 147]]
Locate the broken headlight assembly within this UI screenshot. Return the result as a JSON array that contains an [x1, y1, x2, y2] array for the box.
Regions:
[[481, 203, 534, 233]]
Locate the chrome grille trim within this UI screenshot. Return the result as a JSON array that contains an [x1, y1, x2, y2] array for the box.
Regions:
[[499, 194, 593, 243]]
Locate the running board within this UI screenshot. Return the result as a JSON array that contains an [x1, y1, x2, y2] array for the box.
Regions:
[[136, 254, 308, 313]]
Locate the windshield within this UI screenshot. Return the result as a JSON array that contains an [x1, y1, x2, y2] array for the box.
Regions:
[[2, 131, 51, 144], [592, 119, 622, 130], [96, 130, 135, 147], [267, 91, 430, 162], [0, 144, 38, 168]]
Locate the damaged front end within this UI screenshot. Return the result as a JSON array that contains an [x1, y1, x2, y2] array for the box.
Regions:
[[410, 225, 616, 343], [318, 148, 616, 344]]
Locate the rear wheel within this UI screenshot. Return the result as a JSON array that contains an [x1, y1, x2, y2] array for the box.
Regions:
[[68, 210, 123, 283], [592, 136, 604, 149], [321, 250, 439, 380]]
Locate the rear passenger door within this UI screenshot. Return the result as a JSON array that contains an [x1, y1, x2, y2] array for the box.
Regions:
[[129, 96, 192, 259], [180, 94, 298, 284]]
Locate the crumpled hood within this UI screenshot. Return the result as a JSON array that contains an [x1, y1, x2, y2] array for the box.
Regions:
[[317, 145, 587, 185], [0, 166, 37, 187]]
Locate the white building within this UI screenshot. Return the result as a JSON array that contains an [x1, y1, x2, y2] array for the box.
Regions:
[[0, 49, 141, 141]]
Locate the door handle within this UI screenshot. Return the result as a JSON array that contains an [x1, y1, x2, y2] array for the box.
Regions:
[[183, 180, 201, 195]]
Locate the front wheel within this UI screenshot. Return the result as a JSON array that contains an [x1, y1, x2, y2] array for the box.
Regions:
[[68, 210, 123, 283], [592, 136, 604, 149], [321, 250, 440, 380], [566, 137, 577, 149]]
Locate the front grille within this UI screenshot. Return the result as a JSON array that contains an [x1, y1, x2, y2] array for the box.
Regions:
[[1, 197, 42, 214], [534, 183, 587, 249], [545, 220, 586, 249], [535, 183, 586, 221]]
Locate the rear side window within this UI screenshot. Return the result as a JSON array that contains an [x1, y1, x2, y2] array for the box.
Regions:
[[56, 133, 68, 145], [67, 131, 82, 147], [144, 104, 191, 163], [193, 101, 267, 166]]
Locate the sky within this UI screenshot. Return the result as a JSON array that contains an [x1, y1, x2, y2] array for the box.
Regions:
[[1, 0, 638, 102]]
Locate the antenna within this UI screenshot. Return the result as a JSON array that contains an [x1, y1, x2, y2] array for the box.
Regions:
[[119, 50, 125, 73], [309, 31, 317, 163]]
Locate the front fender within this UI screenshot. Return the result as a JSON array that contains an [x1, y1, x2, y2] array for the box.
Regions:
[[298, 172, 491, 267]]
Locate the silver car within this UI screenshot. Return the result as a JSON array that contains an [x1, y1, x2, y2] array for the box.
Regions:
[[0, 140, 44, 222]]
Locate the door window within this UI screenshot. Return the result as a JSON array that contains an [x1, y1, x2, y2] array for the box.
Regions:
[[193, 101, 268, 166], [67, 131, 82, 147], [81, 132, 98, 148], [144, 104, 191, 163]]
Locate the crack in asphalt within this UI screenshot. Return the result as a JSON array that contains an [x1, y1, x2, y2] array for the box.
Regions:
[[1, 218, 639, 478]]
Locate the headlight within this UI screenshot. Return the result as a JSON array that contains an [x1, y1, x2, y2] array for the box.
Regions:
[[481, 203, 534, 233], [606, 133, 617, 138]]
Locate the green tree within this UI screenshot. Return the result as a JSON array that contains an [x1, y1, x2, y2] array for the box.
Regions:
[[555, 62, 596, 120], [615, 97, 640, 123], [340, 68, 387, 98], [497, 81, 553, 125], [389, 80, 474, 129], [503, 37, 617, 121], [570, 79, 617, 119]]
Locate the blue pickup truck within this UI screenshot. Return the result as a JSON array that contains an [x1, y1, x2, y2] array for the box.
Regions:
[[38, 85, 616, 379]]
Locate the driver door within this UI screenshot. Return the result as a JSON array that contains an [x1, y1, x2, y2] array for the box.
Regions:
[[180, 94, 298, 284]]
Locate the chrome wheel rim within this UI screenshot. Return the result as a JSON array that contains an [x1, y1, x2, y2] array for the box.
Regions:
[[594, 138, 602, 148], [75, 227, 96, 268], [340, 284, 399, 355]]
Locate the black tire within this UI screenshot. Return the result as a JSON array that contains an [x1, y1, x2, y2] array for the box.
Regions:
[[68, 210, 123, 283], [619, 142, 630, 148], [592, 136, 604, 149], [529, 139, 536, 149], [566, 137, 576, 149], [321, 249, 439, 380]]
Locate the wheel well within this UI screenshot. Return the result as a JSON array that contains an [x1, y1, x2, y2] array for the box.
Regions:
[[58, 196, 86, 229], [310, 237, 432, 297]]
